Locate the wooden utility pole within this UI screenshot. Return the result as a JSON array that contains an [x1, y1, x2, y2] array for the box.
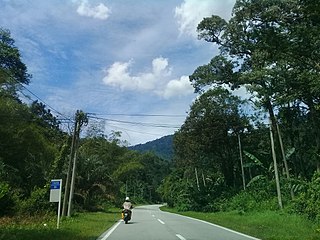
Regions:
[[269, 119, 283, 209], [67, 110, 88, 216], [62, 110, 88, 217], [195, 168, 200, 191], [67, 117, 81, 217], [276, 120, 294, 199], [238, 133, 246, 190], [62, 116, 78, 217], [202, 171, 206, 188]]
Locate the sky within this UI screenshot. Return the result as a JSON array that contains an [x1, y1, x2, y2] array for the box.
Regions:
[[0, 0, 236, 145]]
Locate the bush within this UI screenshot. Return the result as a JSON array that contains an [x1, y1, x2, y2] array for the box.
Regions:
[[226, 191, 257, 212], [16, 187, 54, 215], [158, 169, 192, 210], [292, 172, 320, 222], [0, 182, 15, 216], [223, 175, 283, 213]]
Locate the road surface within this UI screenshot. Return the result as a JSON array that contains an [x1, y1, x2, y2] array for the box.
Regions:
[[97, 205, 260, 240]]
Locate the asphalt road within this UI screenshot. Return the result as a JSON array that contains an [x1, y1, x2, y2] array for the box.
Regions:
[[97, 205, 260, 240]]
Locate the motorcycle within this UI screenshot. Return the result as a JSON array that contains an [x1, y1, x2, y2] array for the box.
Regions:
[[122, 209, 131, 224]]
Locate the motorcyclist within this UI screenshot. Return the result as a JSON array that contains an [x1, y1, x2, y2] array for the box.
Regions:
[[122, 197, 133, 220]]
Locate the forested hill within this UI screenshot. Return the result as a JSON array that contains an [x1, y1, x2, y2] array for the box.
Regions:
[[128, 135, 173, 160]]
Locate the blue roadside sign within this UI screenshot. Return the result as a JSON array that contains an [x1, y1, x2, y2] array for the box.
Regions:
[[49, 179, 62, 229], [50, 180, 61, 190]]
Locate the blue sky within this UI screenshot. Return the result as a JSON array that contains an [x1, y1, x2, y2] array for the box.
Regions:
[[1, 0, 236, 145]]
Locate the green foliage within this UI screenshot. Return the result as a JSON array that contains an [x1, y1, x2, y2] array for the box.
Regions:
[[226, 190, 279, 213], [30, 100, 62, 138], [0, 182, 15, 216], [243, 151, 267, 171], [157, 169, 192, 210], [162, 208, 320, 240], [0, 28, 31, 97], [76, 137, 170, 211], [174, 87, 250, 187], [226, 191, 257, 213], [0, 211, 119, 240], [3, 0, 320, 226], [158, 168, 233, 212], [161, 0, 320, 224], [292, 172, 320, 222], [15, 187, 53, 215], [0, 26, 170, 218]]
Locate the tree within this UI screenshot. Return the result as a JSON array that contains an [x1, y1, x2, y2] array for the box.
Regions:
[[0, 28, 31, 97], [174, 87, 249, 187], [192, 0, 320, 177]]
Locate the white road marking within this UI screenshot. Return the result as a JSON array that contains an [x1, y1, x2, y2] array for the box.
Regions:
[[99, 220, 121, 240], [157, 218, 165, 224], [176, 234, 187, 240]]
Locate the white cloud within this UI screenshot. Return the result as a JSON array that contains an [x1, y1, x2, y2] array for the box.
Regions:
[[175, 0, 236, 37], [162, 76, 194, 99], [103, 61, 134, 90], [102, 57, 193, 99], [102, 59, 160, 91], [76, 0, 111, 20], [102, 57, 170, 91], [152, 57, 171, 76], [0, 0, 235, 145]]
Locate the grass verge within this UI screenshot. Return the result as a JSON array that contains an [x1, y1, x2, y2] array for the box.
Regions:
[[0, 210, 120, 240], [161, 207, 320, 240]]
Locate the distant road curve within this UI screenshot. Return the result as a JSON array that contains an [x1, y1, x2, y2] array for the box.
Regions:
[[97, 205, 260, 240]]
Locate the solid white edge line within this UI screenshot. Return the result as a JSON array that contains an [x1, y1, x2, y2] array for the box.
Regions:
[[176, 234, 187, 240], [161, 211, 260, 240], [157, 218, 165, 224], [98, 220, 121, 240]]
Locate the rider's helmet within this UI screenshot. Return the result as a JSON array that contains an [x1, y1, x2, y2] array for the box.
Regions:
[[125, 196, 130, 201]]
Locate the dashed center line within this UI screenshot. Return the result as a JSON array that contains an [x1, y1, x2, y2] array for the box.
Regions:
[[176, 234, 186, 240], [157, 219, 165, 224]]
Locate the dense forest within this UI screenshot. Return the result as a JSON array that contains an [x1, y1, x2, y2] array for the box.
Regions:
[[1, 0, 320, 226], [160, 0, 320, 223]]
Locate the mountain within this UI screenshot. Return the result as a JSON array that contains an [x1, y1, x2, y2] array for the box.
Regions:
[[128, 135, 174, 160]]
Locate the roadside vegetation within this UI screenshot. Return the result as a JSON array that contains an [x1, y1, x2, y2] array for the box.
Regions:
[[0, 211, 119, 240], [161, 207, 319, 240]]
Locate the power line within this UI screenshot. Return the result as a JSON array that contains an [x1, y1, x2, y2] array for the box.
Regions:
[[88, 115, 181, 129], [4, 73, 184, 132], [19, 84, 73, 122], [3, 69, 73, 122], [17, 86, 183, 132], [106, 123, 165, 137], [87, 113, 186, 118]]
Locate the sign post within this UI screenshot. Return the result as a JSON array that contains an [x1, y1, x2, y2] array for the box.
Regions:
[[50, 179, 62, 229]]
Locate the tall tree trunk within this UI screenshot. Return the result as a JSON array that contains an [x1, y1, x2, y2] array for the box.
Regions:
[[238, 133, 246, 190], [195, 168, 200, 191], [202, 170, 206, 187], [269, 118, 283, 210], [276, 119, 294, 199], [265, 97, 283, 209]]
